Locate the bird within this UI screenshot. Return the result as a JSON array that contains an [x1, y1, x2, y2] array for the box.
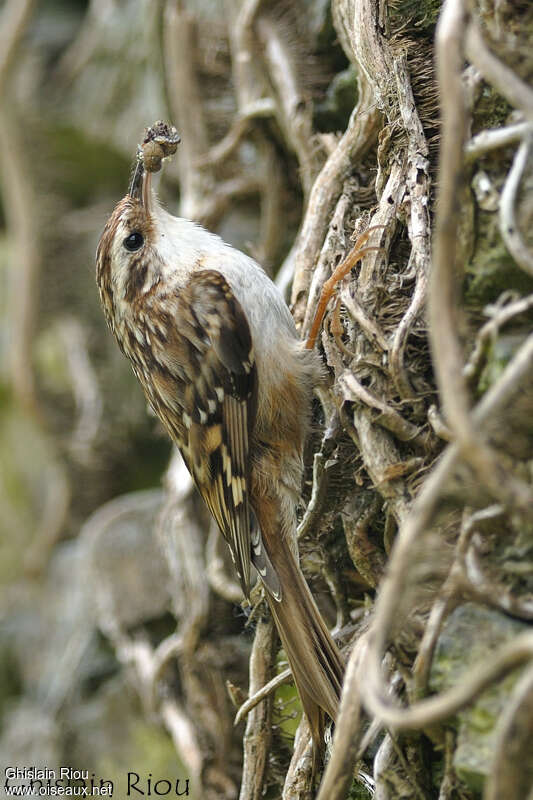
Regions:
[[96, 121, 344, 765]]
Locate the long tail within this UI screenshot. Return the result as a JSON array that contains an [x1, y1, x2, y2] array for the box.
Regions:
[[262, 532, 345, 763]]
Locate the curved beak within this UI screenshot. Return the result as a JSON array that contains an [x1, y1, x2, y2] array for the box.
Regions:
[[129, 150, 152, 212]]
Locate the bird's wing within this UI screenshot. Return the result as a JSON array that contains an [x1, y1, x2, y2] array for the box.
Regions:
[[175, 269, 257, 596]]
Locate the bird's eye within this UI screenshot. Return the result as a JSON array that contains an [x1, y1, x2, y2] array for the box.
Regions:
[[123, 232, 144, 252]]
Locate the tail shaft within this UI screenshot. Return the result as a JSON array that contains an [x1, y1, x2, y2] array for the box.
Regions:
[[264, 533, 344, 758]]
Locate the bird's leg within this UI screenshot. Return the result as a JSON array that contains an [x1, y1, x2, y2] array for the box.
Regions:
[[305, 226, 387, 350], [329, 297, 354, 358]]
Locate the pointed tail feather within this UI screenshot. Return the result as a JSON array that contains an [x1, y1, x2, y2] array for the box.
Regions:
[[264, 535, 344, 763]]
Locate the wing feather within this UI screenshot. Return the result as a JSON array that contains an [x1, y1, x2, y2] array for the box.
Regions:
[[176, 269, 256, 596]]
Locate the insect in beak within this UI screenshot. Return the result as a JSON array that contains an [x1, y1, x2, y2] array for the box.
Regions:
[[128, 121, 181, 214]]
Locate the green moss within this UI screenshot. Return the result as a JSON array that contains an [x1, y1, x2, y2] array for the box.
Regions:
[[314, 66, 359, 132], [347, 776, 374, 799], [477, 333, 528, 396], [430, 756, 445, 796], [274, 659, 302, 739], [472, 84, 513, 135], [464, 210, 533, 306], [388, 0, 441, 32], [430, 604, 529, 795]]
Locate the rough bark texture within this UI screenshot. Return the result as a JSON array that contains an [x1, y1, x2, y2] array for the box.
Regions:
[[1, 1, 532, 799]]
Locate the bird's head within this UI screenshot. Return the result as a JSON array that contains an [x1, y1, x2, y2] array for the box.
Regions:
[[96, 122, 181, 328]]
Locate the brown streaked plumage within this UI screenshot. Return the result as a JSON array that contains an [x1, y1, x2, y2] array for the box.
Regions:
[[96, 122, 344, 767]]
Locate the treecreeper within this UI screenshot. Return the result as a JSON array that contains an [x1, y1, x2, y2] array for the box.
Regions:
[[96, 120, 345, 768]]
